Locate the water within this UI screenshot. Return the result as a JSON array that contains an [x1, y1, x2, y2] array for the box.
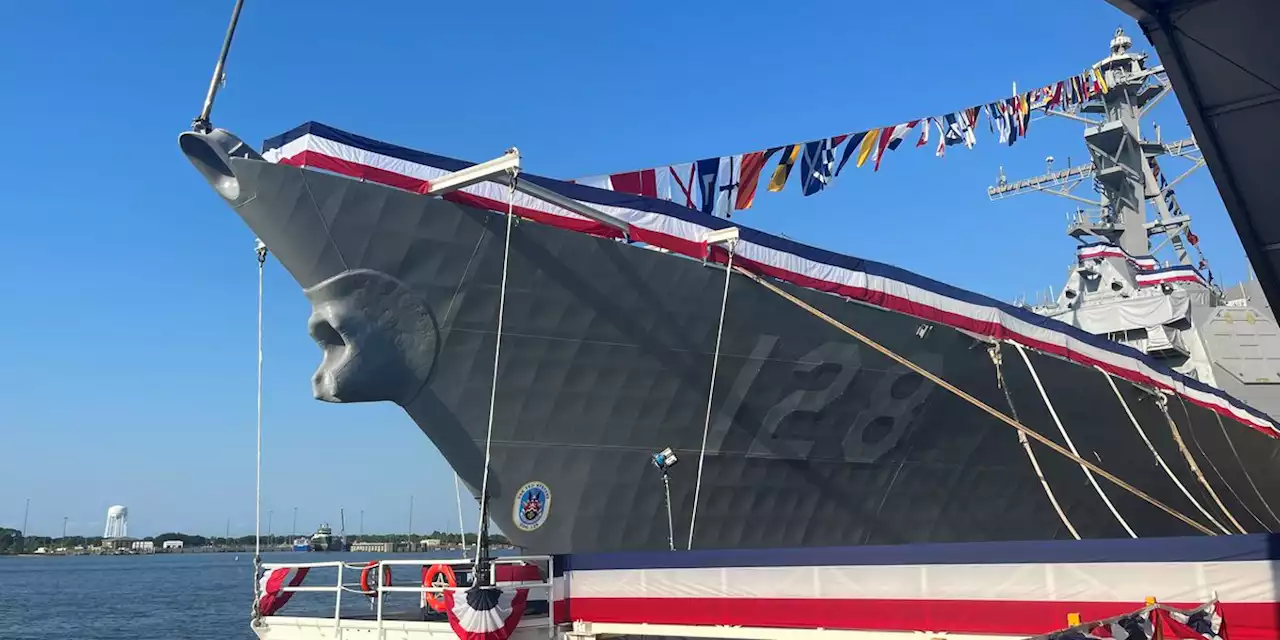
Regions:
[[0, 550, 479, 640]]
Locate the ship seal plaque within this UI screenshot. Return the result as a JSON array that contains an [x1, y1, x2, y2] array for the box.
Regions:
[[512, 481, 551, 532]]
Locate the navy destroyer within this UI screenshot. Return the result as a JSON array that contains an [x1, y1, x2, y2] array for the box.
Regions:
[[181, 31, 1280, 555]]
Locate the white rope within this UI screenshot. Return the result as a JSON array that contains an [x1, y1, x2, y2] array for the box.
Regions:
[[1211, 412, 1280, 529], [1096, 366, 1230, 534], [475, 168, 518, 567], [252, 238, 267, 618], [688, 241, 736, 550], [454, 472, 467, 557], [988, 346, 1079, 540], [1158, 395, 1248, 534], [1013, 343, 1137, 538]]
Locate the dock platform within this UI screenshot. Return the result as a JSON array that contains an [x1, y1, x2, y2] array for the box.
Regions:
[[252, 535, 1278, 640]]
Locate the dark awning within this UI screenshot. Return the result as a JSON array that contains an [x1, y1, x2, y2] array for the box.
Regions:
[[1107, 0, 1280, 310]]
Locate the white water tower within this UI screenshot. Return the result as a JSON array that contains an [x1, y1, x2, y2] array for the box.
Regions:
[[103, 505, 128, 538]]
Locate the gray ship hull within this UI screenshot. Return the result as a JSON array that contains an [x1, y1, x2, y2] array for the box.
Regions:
[[181, 130, 1280, 554]]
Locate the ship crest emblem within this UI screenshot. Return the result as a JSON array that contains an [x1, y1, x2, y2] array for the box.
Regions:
[[513, 481, 551, 532]]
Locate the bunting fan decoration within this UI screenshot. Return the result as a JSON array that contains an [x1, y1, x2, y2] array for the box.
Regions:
[[574, 65, 1118, 217], [1024, 600, 1227, 640], [443, 585, 530, 640], [256, 566, 310, 617]]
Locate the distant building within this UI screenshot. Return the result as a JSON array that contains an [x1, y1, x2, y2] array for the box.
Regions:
[[421, 539, 441, 548], [101, 536, 135, 551], [131, 540, 154, 553], [349, 541, 394, 553], [162, 540, 183, 551]]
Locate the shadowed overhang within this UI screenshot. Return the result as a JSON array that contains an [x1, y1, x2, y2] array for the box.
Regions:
[[1106, 0, 1280, 310]]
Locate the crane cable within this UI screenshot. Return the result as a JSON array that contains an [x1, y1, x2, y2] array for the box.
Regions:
[[733, 264, 1215, 536]]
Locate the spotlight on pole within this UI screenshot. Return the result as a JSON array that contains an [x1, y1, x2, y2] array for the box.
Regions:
[[651, 447, 678, 472], [650, 448, 679, 551]]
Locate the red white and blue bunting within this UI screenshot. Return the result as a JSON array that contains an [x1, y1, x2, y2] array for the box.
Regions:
[[1026, 600, 1226, 640], [573, 67, 1118, 217], [1075, 242, 1211, 288], [444, 586, 530, 640], [261, 122, 1279, 438], [256, 566, 309, 617]]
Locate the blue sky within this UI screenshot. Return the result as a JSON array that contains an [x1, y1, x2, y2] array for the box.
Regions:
[[0, 1, 1251, 539]]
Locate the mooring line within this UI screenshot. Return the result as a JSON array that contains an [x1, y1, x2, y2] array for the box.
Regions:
[[688, 241, 737, 551], [989, 345, 1079, 540], [1157, 395, 1247, 534], [252, 239, 267, 623], [1013, 343, 1136, 538], [475, 167, 520, 567], [734, 265, 1215, 536], [1211, 411, 1280, 530], [1097, 366, 1230, 534]]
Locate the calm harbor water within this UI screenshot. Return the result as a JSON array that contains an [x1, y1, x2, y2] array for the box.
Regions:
[[0, 550, 480, 640]]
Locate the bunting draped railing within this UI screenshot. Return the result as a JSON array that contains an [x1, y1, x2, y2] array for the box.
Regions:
[[573, 66, 1118, 218], [1023, 599, 1226, 640]]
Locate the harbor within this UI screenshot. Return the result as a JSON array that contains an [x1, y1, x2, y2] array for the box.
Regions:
[[4, 0, 1278, 638], [173, 0, 1280, 635]]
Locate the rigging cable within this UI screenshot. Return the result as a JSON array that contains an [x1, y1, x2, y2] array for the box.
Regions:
[[1012, 343, 1137, 538], [1173, 395, 1266, 531], [1157, 394, 1246, 534], [688, 240, 737, 550], [733, 264, 1215, 536], [252, 238, 267, 621], [475, 165, 519, 568], [1211, 412, 1280, 530], [1096, 366, 1230, 534], [989, 345, 1079, 540], [454, 472, 467, 557]]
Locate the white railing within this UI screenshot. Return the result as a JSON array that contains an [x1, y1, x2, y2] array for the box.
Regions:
[[259, 555, 556, 639]]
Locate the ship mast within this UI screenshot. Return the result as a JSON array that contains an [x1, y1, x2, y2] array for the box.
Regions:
[[988, 28, 1207, 268]]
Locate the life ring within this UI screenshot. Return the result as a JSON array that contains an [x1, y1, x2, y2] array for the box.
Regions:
[[422, 564, 456, 612], [360, 562, 392, 597]]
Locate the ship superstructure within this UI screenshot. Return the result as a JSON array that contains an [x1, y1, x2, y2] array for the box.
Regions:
[[990, 29, 1280, 421]]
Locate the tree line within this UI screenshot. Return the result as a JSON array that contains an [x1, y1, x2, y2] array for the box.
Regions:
[[0, 528, 509, 554]]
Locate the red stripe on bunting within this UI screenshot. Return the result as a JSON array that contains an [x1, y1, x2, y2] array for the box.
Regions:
[[276, 148, 1278, 438], [568, 597, 1278, 639]]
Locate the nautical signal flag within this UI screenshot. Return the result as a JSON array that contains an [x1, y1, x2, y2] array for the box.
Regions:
[[767, 145, 800, 192], [873, 120, 918, 171], [696, 157, 720, 215], [734, 149, 776, 212], [570, 63, 1110, 210], [800, 138, 836, 196], [667, 162, 698, 209], [835, 131, 869, 176]]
